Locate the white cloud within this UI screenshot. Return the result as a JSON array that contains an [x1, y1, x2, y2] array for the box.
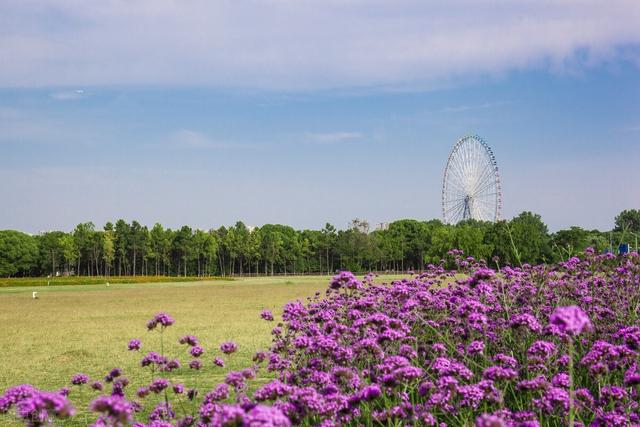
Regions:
[[0, 1, 638, 90], [49, 89, 86, 101], [305, 132, 363, 144]]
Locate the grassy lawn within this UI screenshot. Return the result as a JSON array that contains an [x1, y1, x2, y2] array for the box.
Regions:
[[0, 275, 225, 288], [0, 274, 406, 425]]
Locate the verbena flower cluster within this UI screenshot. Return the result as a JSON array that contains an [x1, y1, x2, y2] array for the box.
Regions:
[[2, 250, 640, 426]]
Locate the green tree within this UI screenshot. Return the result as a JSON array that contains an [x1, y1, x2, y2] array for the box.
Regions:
[[173, 226, 194, 276], [0, 230, 39, 277], [114, 220, 130, 276], [60, 234, 79, 275], [508, 212, 552, 265], [320, 223, 337, 274], [73, 222, 95, 276], [260, 225, 284, 275], [38, 231, 65, 276], [614, 209, 640, 233], [102, 230, 115, 277], [552, 226, 590, 259]]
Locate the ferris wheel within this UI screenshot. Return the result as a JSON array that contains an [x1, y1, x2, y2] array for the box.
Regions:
[[442, 135, 502, 224]]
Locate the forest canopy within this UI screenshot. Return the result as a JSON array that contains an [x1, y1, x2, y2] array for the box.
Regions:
[[0, 210, 638, 278]]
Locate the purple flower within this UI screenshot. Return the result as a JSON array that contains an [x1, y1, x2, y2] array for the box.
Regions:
[[467, 340, 485, 355], [104, 368, 122, 383], [163, 358, 181, 372], [220, 341, 238, 354], [261, 309, 275, 321], [509, 313, 542, 333], [136, 386, 150, 398], [204, 383, 230, 403], [15, 390, 75, 424], [189, 359, 203, 370], [71, 373, 89, 386], [91, 381, 103, 391], [224, 371, 246, 391], [361, 384, 382, 401], [190, 346, 204, 358], [214, 357, 225, 367], [147, 312, 175, 331], [90, 395, 135, 425], [330, 271, 363, 290], [483, 366, 518, 381], [172, 383, 185, 394], [244, 405, 291, 427], [149, 378, 169, 394], [527, 341, 556, 358], [253, 381, 290, 402], [128, 338, 141, 351], [549, 305, 593, 336], [179, 335, 199, 346], [141, 352, 167, 368], [475, 414, 506, 427]]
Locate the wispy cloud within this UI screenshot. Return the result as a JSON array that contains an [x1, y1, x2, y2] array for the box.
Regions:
[[0, 1, 638, 89], [618, 125, 640, 132], [305, 131, 363, 144], [171, 129, 236, 149], [439, 101, 513, 113], [49, 89, 86, 101]]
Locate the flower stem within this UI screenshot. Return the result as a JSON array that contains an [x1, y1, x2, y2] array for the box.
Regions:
[[568, 339, 575, 427]]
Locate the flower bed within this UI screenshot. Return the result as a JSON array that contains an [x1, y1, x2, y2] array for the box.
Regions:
[[2, 249, 639, 426]]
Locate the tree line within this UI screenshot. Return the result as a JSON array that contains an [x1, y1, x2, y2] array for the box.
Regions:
[[1, 210, 639, 278]]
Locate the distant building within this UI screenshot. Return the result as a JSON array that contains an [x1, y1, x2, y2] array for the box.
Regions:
[[376, 222, 389, 231]]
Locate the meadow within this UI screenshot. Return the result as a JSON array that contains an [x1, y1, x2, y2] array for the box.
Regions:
[[0, 275, 400, 425], [0, 276, 220, 288]]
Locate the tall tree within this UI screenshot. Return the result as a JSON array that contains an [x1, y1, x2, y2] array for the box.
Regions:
[[114, 220, 130, 276], [102, 230, 115, 277], [38, 231, 65, 276], [60, 234, 79, 275], [73, 222, 95, 276], [320, 223, 337, 274]]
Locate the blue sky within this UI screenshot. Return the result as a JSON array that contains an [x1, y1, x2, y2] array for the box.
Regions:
[[1, 1, 639, 233]]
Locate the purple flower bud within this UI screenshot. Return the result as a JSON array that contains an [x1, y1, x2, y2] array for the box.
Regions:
[[71, 373, 89, 386], [127, 339, 141, 351], [179, 335, 199, 346], [149, 378, 169, 394]]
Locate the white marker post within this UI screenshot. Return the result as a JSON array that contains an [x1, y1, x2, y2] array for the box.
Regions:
[[32, 291, 38, 299]]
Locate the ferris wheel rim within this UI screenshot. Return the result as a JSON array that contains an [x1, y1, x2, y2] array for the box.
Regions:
[[441, 135, 502, 224]]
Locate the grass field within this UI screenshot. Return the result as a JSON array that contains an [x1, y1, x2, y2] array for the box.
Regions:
[[0, 275, 226, 288], [0, 274, 405, 425]]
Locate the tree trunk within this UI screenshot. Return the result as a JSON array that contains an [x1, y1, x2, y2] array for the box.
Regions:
[[132, 247, 137, 277]]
